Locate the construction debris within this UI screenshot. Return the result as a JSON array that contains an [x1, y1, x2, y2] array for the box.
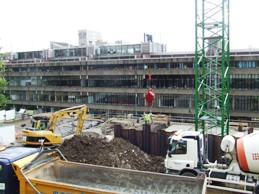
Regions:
[[58, 135, 166, 173]]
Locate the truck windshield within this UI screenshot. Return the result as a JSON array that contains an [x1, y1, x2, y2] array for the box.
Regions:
[[170, 140, 187, 155]]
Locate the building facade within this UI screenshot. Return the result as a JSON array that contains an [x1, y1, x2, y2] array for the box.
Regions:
[[3, 45, 259, 125], [78, 29, 102, 47]]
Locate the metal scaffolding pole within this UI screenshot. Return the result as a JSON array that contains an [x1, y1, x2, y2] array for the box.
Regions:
[[195, 0, 230, 136]]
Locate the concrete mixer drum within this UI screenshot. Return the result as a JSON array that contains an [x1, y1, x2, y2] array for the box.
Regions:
[[220, 135, 235, 152]]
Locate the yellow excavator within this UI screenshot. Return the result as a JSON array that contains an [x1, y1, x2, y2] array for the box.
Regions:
[[22, 104, 87, 146]]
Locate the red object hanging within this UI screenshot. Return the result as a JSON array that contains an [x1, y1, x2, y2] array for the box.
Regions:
[[148, 74, 152, 81], [145, 88, 155, 107]]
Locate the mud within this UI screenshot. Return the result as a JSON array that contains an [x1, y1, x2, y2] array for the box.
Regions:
[[58, 135, 165, 173]]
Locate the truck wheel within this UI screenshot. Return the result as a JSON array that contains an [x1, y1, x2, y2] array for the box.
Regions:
[[181, 171, 197, 177], [254, 184, 259, 194]]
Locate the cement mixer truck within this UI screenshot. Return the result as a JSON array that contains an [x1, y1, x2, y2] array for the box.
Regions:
[[165, 130, 259, 193]]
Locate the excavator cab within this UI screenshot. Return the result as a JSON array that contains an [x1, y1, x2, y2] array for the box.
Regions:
[[21, 115, 50, 137], [34, 121, 47, 130], [30, 115, 50, 130]]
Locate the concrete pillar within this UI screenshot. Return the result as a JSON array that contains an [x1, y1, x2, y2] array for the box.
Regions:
[[55, 92, 57, 101], [174, 98, 177, 108], [81, 76, 86, 87], [232, 96, 235, 110]]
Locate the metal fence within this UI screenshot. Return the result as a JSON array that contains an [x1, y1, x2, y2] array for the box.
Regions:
[[114, 124, 224, 163]]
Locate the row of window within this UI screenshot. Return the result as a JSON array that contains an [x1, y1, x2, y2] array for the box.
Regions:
[[231, 74, 259, 89], [15, 44, 166, 60], [55, 48, 87, 58], [8, 91, 259, 111], [18, 51, 43, 60], [16, 46, 142, 60], [7, 60, 259, 73], [99, 45, 141, 55], [7, 74, 259, 90]]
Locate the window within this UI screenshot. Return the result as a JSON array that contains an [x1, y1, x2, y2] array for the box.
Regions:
[[40, 122, 47, 130], [169, 140, 187, 155]]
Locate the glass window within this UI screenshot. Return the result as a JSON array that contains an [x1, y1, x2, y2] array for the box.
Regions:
[[134, 44, 141, 52], [40, 122, 47, 130], [32, 121, 37, 128], [169, 140, 187, 155], [122, 46, 127, 54], [127, 45, 134, 54]]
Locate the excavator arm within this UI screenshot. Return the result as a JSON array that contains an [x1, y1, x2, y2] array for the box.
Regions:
[[47, 104, 87, 133], [74, 105, 87, 135], [46, 104, 87, 134]]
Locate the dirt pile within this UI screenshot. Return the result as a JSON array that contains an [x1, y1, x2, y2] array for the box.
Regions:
[[58, 135, 165, 173]]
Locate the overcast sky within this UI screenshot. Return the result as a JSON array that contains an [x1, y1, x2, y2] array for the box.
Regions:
[[1, 0, 259, 52]]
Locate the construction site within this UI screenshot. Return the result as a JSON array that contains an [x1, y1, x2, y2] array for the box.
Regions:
[[1, 0, 259, 193], [1, 106, 253, 194]]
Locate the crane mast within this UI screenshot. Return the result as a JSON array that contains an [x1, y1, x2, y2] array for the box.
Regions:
[[195, 0, 230, 136]]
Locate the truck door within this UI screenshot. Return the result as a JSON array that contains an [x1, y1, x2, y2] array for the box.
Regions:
[[166, 138, 199, 173], [166, 139, 188, 171]]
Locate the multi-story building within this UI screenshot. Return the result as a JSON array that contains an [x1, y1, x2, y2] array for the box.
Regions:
[[78, 29, 102, 47], [2, 42, 259, 125]]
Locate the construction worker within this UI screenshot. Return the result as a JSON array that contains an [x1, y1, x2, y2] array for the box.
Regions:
[[144, 113, 151, 124]]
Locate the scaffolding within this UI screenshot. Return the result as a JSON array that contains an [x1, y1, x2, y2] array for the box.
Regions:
[[195, 0, 230, 136]]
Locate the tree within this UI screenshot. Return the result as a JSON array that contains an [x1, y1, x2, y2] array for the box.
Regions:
[[0, 53, 10, 109]]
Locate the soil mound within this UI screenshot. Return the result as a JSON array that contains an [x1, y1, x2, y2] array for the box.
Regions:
[[58, 135, 165, 173]]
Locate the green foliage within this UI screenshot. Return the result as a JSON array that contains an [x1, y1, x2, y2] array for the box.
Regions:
[[0, 56, 5, 72], [0, 77, 7, 91], [0, 94, 9, 109], [0, 58, 9, 109]]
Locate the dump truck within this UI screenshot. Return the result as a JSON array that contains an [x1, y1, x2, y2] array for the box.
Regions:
[[165, 130, 259, 193], [22, 104, 87, 146], [0, 146, 207, 194]]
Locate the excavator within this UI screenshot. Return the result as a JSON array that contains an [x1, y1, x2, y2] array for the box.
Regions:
[[22, 104, 87, 146]]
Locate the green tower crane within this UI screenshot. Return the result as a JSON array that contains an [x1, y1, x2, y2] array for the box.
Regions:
[[195, 0, 230, 136]]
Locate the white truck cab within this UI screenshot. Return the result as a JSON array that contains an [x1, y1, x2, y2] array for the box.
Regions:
[[165, 131, 205, 176]]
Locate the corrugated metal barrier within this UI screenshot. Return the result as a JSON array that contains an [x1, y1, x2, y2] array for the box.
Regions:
[[114, 124, 171, 157], [114, 124, 224, 162]]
